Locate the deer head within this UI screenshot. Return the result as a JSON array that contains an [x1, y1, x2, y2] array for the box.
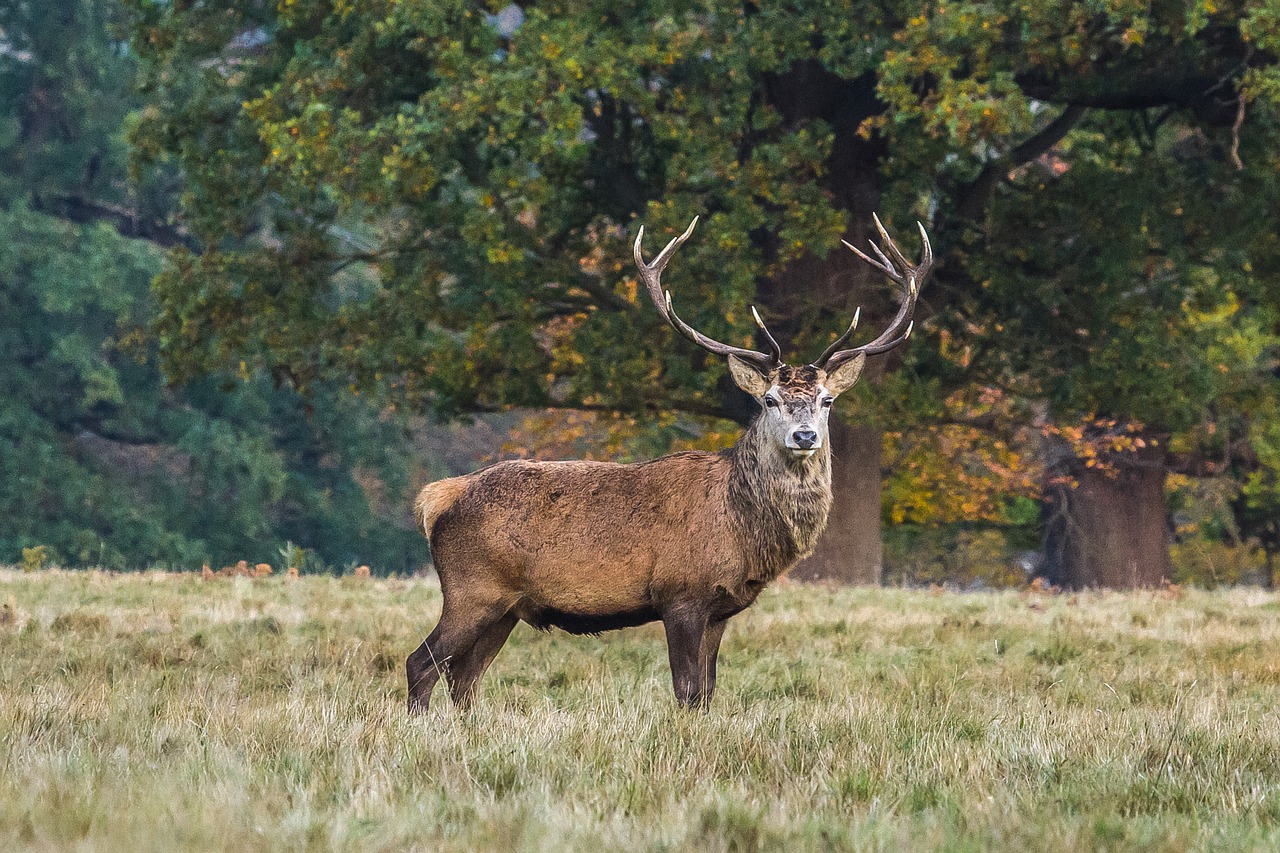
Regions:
[[633, 215, 932, 458]]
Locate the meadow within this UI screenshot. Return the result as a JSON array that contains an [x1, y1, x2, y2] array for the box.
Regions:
[[1, 569, 1278, 852]]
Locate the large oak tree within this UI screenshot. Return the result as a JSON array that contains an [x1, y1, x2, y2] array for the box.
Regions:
[[128, 0, 1280, 584]]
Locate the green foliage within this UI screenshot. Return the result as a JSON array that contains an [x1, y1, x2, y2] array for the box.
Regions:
[[0, 0, 139, 205], [20, 547, 47, 574], [123, 0, 918, 415], [1170, 540, 1269, 588], [124, 0, 1280, 451], [964, 118, 1279, 436], [278, 541, 307, 574], [3, 0, 1269, 580], [0, 201, 422, 570], [1239, 391, 1280, 565], [873, 2, 1280, 561], [0, 0, 424, 572], [885, 526, 1029, 588]]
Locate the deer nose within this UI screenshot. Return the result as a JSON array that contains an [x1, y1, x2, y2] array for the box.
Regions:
[[792, 428, 818, 449]]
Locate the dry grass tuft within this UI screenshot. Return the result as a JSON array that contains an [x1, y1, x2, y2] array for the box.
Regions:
[[0, 569, 1277, 851]]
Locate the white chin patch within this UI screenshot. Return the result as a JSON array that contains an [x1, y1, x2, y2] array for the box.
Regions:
[[789, 448, 818, 457]]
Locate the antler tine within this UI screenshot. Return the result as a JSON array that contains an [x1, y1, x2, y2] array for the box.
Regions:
[[872, 212, 912, 271], [811, 216, 933, 371], [750, 306, 783, 367], [917, 219, 933, 269], [634, 218, 781, 374], [842, 240, 894, 280], [632, 216, 699, 286], [812, 306, 860, 368]]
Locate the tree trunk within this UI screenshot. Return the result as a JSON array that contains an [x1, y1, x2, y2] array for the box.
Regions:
[[1042, 446, 1171, 589], [791, 420, 884, 584]]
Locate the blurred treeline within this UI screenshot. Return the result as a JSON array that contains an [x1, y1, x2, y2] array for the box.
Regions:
[[0, 0, 424, 571], [3, 1, 1279, 586]]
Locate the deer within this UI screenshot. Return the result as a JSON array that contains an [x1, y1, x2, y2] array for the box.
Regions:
[[407, 214, 932, 713]]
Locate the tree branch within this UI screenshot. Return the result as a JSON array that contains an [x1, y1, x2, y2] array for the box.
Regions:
[[32, 193, 194, 249], [953, 104, 1087, 224], [1013, 32, 1253, 128]]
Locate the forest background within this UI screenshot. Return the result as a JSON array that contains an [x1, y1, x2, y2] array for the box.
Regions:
[[3, 0, 1279, 589]]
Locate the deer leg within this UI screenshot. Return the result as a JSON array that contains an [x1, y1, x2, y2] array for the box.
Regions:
[[698, 617, 729, 707], [663, 605, 711, 709], [445, 612, 517, 709], [406, 605, 500, 715]]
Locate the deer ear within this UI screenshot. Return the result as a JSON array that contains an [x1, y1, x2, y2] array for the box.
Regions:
[[824, 353, 866, 397], [727, 354, 773, 398]]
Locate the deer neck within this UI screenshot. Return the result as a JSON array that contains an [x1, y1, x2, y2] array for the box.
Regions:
[[723, 417, 834, 579]]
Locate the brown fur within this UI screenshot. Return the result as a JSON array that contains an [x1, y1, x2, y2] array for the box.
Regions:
[[406, 369, 843, 713]]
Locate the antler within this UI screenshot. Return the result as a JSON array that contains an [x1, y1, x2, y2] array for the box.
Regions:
[[633, 217, 782, 375], [811, 214, 933, 372]]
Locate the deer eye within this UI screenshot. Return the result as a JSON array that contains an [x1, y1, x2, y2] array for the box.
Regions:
[[764, 396, 779, 408], [821, 397, 834, 408]]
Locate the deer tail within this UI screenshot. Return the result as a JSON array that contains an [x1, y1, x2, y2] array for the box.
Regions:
[[414, 476, 470, 540]]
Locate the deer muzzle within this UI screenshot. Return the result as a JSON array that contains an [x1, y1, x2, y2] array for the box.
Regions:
[[787, 427, 820, 454]]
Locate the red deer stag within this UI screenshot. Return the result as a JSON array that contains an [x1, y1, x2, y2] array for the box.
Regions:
[[408, 215, 932, 712]]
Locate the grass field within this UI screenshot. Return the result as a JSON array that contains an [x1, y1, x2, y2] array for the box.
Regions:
[[1, 570, 1279, 851]]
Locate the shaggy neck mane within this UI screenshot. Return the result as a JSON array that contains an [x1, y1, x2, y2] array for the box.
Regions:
[[721, 414, 834, 580]]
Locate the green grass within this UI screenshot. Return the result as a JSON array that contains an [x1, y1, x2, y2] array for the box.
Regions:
[[1, 570, 1279, 851]]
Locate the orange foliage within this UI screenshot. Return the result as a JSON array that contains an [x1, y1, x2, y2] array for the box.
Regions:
[[201, 560, 277, 580], [502, 410, 606, 460], [544, 314, 590, 373], [1042, 417, 1152, 486], [883, 386, 1039, 526], [1026, 577, 1060, 596]]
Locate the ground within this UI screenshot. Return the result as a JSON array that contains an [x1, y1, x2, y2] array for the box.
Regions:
[[0, 570, 1278, 852]]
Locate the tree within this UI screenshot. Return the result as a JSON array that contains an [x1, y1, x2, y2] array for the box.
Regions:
[[1237, 395, 1280, 588], [965, 112, 1279, 587], [874, 4, 1280, 587], [0, 0, 424, 571], [127, 0, 1280, 584]]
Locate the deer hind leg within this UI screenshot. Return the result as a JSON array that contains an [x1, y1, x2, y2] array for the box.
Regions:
[[663, 605, 714, 709], [445, 612, 517, 709], [406, 602, 505, 715]]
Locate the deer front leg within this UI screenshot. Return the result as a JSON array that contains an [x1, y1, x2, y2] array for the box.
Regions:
[[663, 604, 712, 709], [699, 617, 728, 706]]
